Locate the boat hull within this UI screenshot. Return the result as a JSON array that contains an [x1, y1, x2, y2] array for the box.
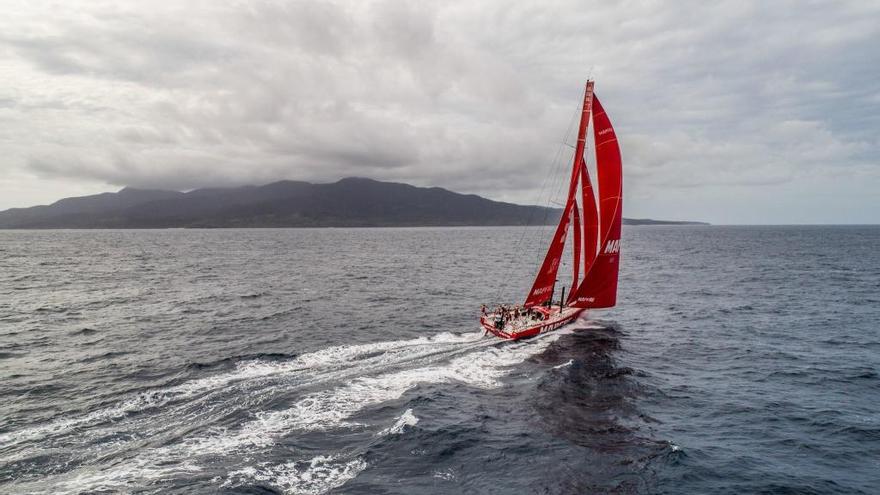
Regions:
[[480, 306, 586, 340]]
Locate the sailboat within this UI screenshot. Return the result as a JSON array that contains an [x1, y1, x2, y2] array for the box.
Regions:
[[480, 80, 622, 340]]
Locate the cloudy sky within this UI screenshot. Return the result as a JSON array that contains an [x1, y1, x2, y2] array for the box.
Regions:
[[1, 0, 878, 223]]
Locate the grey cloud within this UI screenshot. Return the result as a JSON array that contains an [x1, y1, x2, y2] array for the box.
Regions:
[[1, 0, 878, 222]]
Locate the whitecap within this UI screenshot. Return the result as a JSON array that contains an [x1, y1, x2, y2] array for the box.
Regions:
[[378, 408, 419, 436], [222, 455, 366, 495]]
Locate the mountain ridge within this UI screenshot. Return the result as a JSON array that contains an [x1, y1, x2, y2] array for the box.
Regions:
[[0, 178, 709, 228]]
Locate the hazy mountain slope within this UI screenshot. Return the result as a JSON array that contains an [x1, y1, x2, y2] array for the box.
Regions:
[[0, 178, 708, 228], [0, 178, 558, 228]]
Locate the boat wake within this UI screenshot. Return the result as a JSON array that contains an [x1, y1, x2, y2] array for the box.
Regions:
[[1, 328, 570, 494]]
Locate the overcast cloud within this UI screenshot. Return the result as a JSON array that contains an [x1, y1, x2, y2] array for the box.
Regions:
[[1, 0, 878, 223]]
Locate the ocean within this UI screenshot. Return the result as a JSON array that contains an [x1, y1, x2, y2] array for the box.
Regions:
[[1, 226, 878, 494]]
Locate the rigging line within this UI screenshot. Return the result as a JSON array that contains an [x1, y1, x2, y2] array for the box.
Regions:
[[491, 99, 580, 304], [501, 100, 577, 278], [491, 149, 562, 303], [531, 101, 580, 257], [520, 103, 580, 296], [520, 100, 579, 265], [527, 89, 592, 293]]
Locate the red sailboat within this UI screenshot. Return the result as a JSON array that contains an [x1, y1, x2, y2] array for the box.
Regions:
[[480, 80, 622, 340]]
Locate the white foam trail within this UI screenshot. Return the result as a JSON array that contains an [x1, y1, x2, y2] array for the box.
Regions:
[[378, 409, 419, 436], [6, 330, 561, 493], [0, 331, 483, 446], [13, 459, 203, 495], [221, 455, 366, 495], [0, 373, 241, 445], [184, 331, 562, 454]]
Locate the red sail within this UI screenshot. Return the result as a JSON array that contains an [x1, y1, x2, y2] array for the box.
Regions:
[[571, 202, 581, 292], [523, 82, 594, 308], [568, 158, 599, 305], [569, 81, 595, 200], [523, 200, 573, 307], [579, 158, 599, 271], [570, 94, 622, 309]]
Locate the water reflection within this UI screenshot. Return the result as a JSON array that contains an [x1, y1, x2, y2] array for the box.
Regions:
[[531, 324, 669, 494]]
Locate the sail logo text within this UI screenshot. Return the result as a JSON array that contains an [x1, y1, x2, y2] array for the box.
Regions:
[[598, 128, 613, 136], [604, 239, 620, 254], [532, 286, 553, 296]]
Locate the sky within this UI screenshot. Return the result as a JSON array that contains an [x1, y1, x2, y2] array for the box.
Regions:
[[1, 0, 878, 224]]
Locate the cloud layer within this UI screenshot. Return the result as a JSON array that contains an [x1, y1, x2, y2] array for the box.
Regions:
[[1, 0, 878, 222]]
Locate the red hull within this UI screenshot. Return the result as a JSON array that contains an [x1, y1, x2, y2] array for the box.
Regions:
[[480, 306, 586, 340]]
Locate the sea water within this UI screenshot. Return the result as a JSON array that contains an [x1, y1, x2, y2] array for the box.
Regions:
[[1, 226, 878, 494]]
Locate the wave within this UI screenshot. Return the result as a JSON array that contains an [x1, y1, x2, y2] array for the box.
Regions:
[[0, 331, 484, 447], [167, 332, 553, 455], [221, 455, 367, 495], [76, 351, 130, 364], [18, 459, 204, 495], [379, 408, 419, 436], [2, 329, 565, 494], [553, 359, 574, 369], [68, 327, 98, 336], [186, 351, 299, 370]]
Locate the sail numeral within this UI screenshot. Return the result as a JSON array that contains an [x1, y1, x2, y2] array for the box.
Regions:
[[603, 239, 620, 254]]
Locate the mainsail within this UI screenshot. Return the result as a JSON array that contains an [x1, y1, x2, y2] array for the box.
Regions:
[[524, 82, 621, 309], [569, 94, 622, 308]]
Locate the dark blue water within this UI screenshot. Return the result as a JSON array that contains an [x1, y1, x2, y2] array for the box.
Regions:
[[1, 226, 878, 494]]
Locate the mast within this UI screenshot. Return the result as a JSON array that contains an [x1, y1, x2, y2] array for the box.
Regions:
[[566, 81, 595, 203], [523, 81, 595, 308]]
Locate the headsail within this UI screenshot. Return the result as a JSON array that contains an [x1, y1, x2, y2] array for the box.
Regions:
[[523, 200, 573, 307], [570, 94, 622, 309]]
